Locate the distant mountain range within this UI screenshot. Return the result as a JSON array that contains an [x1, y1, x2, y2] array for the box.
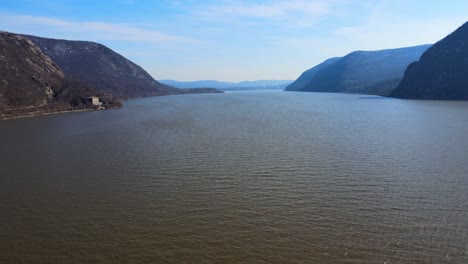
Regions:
[[390, 21, 468, 99], [160, 79, 293, 91], [286, 45, 431, 96]]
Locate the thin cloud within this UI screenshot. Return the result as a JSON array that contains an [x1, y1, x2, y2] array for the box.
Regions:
[[0, 13, 200, 44], [190, 0, 341, 28], [204, 0, 332, 18], [334, 17, 467, 50], [331, 0, 468, 50]]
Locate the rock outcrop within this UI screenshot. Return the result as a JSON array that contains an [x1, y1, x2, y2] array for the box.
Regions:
[[0, 32, 64, 108]]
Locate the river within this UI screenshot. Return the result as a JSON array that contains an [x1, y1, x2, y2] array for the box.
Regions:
[[1, 91, 467, 263]]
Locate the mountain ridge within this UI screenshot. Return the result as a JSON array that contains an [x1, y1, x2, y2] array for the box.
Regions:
[[0, 32, 123, 119], [285, 57, 341, 91], [287, 44, 431, 96], [1, 32, 222, 119], [21, 34, 183, 99], [390, 21, 468, 99]]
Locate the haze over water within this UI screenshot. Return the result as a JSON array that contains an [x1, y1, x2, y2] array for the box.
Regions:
[[1, 91, 467, 263]]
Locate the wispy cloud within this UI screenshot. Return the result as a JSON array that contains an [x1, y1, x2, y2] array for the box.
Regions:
[[189, 0, 343, 28], [206, 0, 330, 18], [0, 13, 199, 44], [334, 15, 467, 50]]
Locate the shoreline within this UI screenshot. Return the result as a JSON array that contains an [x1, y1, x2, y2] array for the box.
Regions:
[[0, 108, 99, 121], [0, 90, 223, 121]]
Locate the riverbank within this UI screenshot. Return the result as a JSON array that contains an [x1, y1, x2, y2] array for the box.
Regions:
[[0, 105, 122, 121], [0, 90, 223, 121], [0, 108, 95, 121]]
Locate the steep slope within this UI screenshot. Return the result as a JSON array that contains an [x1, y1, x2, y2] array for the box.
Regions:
[[0, 32, 63, 108], [0, 32, 67, 116], [390, 22, 468, 100], [285, 57, 341, 91], [22, 34, 181, 99], [295, 45, 431, 96]]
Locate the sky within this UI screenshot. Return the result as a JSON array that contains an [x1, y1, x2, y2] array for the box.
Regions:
[[1, 0, 467, 82]]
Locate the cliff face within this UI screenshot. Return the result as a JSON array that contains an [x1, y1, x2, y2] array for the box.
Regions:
[[22, 34, 180, 99], [390, 22, 468, 100], [0, 32, 64, 108], [285, 57, 340, 91], [290, 45, 431, 96]]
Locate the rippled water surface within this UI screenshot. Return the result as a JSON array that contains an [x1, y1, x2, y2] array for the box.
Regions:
[[1, 91, 468, 263]]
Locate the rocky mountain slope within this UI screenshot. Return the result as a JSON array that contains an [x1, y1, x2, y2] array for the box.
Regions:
[[0, 32, 121, 119], [22, 34, 182, 99], [288, 45, 431, 96], [0, 32, 64, 108], [285, 57, 340, 91], [390, 22, 468, 99]]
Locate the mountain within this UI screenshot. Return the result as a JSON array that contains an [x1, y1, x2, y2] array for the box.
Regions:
[[21, 34, 213, 99], [1, 32, 221, 119], [289, 45, 431, 96], [0, 32, 121, 119], [285, 57, 341, 91], [160, 79, 292, 91], [390, 22, 468, 100]]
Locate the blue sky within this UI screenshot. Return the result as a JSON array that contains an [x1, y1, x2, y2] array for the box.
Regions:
[[2, 0, 467, 82]]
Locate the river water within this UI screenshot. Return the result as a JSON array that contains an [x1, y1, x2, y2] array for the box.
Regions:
[[1, 91, 467, 263]]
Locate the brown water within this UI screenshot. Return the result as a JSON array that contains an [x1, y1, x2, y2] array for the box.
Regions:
[[1, 91, 468, 263]]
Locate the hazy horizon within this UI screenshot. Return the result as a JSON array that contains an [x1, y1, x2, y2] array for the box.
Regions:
[[2, 0, 468, 82]]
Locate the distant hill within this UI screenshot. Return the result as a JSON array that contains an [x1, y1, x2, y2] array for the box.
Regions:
[[285, 57, 341, 91], [288, 45, 431, 96], [390, 22, 468, 100], [160, 79, 292, 91]]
